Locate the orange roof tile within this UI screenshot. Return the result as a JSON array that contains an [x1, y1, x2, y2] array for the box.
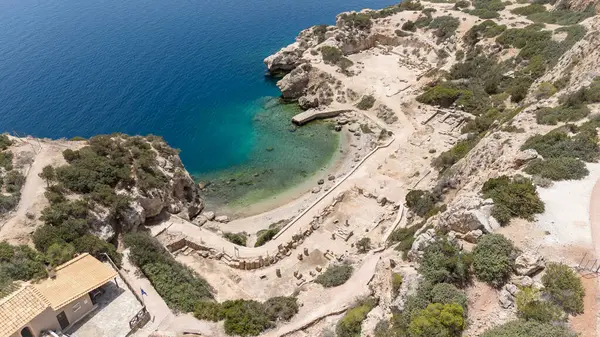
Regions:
[[35, 253, 117, 310], [0, 285, 50, 337]]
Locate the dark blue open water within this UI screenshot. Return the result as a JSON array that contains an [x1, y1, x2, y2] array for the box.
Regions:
[[0, 0, 395, 207]]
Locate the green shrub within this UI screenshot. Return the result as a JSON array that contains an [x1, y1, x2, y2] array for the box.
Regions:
[[4, 171, 25, 193], [388, 222, 423, 259], [524, 157, 588, 181], [193, 296, 299, 333], [433, 136, 479, 172], [461, 109, 501, 135], [516, 286, 566, 323], [466, 0, 505, 18], [454, 0, 471, 8], [339, 13, 373, 30], [482, 176, 545, 225], [416, 84, 472, 108], [0, 194, 19, 214], [419, 237, 473, 287], [356, 95, 376, 110], [336, 297, 378, 337], [522, 127, 599, 162], [356, 237, 371, 253], [472, 234, 517, 287], [535, 104, 589, 125], [392, 273, 403, 297], [220, 299, 273, 336], [73, 234, 122, 267], [402, 20, 417, 32], [542, 263, 585, 315], [315, 263, 354, 288], [0, 244, 46, 283], [511, 4, 546, 15], [264, 296, 299, 321], [430, 283, 468, 311], [45, 242, 76, 266], [480, 319, 576, 337], [429, 16, 460, 43], [0, 151, 13, 171], [320, 46, 354, 71], [464, 20, 507, 46], [528, 6, 594, 25], [255, 227, 279, 247], [534, 82, 557, 99], [408, 303, 465, 337], [0, 135, 11, 151], [561, 77, 600, 106], [124, 233, 213, 312], [223, 232, 247, 246], [405, 190, 439, 217]]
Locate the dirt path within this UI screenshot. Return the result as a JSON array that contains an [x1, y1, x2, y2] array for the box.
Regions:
[[582, 177, 600, 337]]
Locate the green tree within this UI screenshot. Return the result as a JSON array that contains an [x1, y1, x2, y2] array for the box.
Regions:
[[419, 237, 472, 287], [38, 165, 56, 187], [542, 263, 585, 315], [408, 303, 465, 337], [472, 234, 516, 287], [356, 237, 372, 253], [480, 319, 576, 337], [46, 242, 76, 266], [516, 286, 566, 323]]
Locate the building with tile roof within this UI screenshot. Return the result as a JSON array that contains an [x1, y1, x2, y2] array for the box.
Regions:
[[0, 253, 118, 337]]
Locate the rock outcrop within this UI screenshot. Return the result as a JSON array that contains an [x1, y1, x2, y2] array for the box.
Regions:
[[438, 195, 500, 235], [514, 252, 546, 276]]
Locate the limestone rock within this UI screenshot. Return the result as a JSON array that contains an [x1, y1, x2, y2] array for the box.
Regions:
[[277, 64, 312, 99], [264, 42, 305, 74], [439, 195, 498, 234], [407, 229, 435, 261], [203, 211, 216, 221], [120, 201, 146, 232], [194, 215, 208, 227], [215, 215, 230, 223], [498, 288, 515, 309], [514, 252, 545, 276], [514, 149, 539, 167]]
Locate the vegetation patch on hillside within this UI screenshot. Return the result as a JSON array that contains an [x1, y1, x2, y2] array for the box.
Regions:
[[125, 233, 213, 312], [315, 263, 354, 287], [481, 175, 544, 225], [524, 157, 589, 181], [336, 297, 378, 337]]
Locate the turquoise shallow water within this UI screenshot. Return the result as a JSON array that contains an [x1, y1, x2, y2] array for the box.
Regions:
[[0, 0, 396, 206]]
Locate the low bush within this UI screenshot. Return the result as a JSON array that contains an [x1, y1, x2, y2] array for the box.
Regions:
[[73, 234, 122, 267], [0, 243, 46, 296], [0, 135, 11, 151], [388, 221, 424, 259], [454, 0, 471, 8], [480, 319, 576, 337], [542, 263, 585, 315], [356, 237, 371, 253], [528, 7, 594, 25], [194, 297, 299, 336], [466, 0, 505, 18], [433, 135, 479, 172], [408, 303, 466, 337], [511, 4, 546, 15], [4, 171, 25, 193], [124, 233, 213, 312], [472, 234, 517, 287], [481, 175, 545, 225], [45, 242, 76, 266], [315, 263, 354, 288], [535, 104, 589, 125], [356, 95, 376, 110], [524, 157, 588, 181], [516, 286, 566, 323], [402, 20, 417, 32], [522, 127, 599, 162], [255, 227, 279, 247], [223, 232, 247, 246], [534, 82, 557, 99], [0, 151, 13, 171], [429, 16, 460, 43], [0, 194, 19, 214], [392, 273, 403, 297], [561, 76, 600, 106], [336, 297, 378, 337], [464, 20, 507, 46], [419, 236, 473, 287], [405, 190, 440, 218], [416, 83, 472, 108], [338, 12, 373, 30]]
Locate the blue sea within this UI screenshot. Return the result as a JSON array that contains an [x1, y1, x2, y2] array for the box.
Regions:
[[0, 0, 396, 208]]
